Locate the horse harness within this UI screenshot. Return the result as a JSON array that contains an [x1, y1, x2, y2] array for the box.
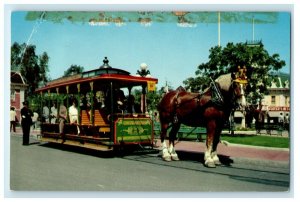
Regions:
[[209, 77, 224, 107], [174, 79, 224, 109], [171, 79, 224, 124], [172, 90, 201, 124]]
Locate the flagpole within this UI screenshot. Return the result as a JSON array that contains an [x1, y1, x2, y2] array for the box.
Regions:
[[252, 17, 255, 41], [218, 11, 221, 47]]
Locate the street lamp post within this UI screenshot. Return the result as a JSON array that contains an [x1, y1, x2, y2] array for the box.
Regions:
[[136, 63, 151, 113], [136, 63, 151, 77]]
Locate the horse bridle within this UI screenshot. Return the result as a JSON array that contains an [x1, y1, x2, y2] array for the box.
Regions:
[[230, 80, 247, 110]]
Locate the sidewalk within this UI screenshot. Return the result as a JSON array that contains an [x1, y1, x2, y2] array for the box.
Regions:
[[10, 126, 42, 145], [11, 126, 41, 139]]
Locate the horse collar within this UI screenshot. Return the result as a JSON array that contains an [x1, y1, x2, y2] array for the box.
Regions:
[[174, 90, 181, 107], [210, 80, 224, 107]]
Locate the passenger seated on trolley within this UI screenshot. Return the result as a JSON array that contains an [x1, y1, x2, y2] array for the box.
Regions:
[[93, 97, 102, 110], [32, 111, 39, 130], [50, 103, 57, 124], [42, 104, 50, 123], [126, 95, 141, 115], [69, 100, 80, 135], [104, 89, 126, 114], [59, 102, 67, 133], [80, 95, 88, 110], [116, 89, 126, 113]]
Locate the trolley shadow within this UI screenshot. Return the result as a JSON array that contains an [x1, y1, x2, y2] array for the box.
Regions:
[[38, 142, 115, 158]]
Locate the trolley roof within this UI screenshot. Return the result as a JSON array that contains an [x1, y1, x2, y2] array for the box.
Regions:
[[35, 66, 158, 94]]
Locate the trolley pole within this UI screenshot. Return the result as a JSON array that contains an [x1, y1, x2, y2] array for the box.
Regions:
[[110, 82, 114, 146], [90, 82, 94, 125], [141, 85, 147, 113], [77, 84, 81, 125], [66, 85, 69, 122]]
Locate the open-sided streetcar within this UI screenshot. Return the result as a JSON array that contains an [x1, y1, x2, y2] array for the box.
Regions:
[[35, 58, 158, 152]]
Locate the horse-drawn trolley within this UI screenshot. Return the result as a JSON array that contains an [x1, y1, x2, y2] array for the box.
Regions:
[[35, 58, 158, 151]]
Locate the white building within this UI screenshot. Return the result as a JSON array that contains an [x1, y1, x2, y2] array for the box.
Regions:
[[235, 75, 290, 128], [262, 78, 290, 123]]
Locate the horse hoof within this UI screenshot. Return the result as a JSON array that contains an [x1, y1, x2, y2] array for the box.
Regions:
[[214, 160, 221, 165], [163, 156, 172, 162], [205, 160, 216, 168], [205, 162, 216, 168], [211, 152, 221, 165], [171, 155, 180, 161]]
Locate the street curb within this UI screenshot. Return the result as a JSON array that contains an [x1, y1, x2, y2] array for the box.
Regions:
[[224, 142, 290, 152]]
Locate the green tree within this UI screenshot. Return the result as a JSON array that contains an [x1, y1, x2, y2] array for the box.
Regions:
[[129, 86, 166, 113], [146, 90, 162, 112], [11, 43, 22, 71], [183, 77, 210, 92], [63, 65, 84, 77], [11, 42, 50, 96], [39, 52, 49, 85], [183, 42, 286, 104]]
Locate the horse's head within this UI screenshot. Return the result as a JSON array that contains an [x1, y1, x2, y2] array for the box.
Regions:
[[231, 72, 247, 108], [215, 73, 247, 109]]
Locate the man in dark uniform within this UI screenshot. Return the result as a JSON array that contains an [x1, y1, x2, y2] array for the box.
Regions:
[[21, 101, 33, 145]]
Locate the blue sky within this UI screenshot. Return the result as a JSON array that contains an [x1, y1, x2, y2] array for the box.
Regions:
[[11, 11, 291, 89]]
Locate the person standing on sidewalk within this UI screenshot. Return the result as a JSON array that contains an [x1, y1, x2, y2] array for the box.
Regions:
[[21, 101, 33, 145], [10, 106, 17, 132]]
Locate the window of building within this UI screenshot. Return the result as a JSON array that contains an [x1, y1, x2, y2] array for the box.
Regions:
[[271, 96, 276, 105], [285, 96, 289, 106]]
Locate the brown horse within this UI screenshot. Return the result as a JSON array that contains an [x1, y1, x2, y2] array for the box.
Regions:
[[158, 73, 247, 167]]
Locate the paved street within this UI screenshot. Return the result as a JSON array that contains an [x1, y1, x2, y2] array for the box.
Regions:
[[6, 127, 291, 197]]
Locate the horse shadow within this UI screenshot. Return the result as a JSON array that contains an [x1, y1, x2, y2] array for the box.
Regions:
[[176, 150, 234, 166]]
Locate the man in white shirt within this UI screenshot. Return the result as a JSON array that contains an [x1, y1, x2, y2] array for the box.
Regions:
[[50, 103, 58, 124], [69, 101, 78, 124], [10, 106, 17, 132], [32, 111, 39, 130], [42, 105, 50, 123], [69, 100, 80, 134]]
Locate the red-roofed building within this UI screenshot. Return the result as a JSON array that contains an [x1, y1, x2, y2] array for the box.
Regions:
[[10, 71, 28, 121]]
